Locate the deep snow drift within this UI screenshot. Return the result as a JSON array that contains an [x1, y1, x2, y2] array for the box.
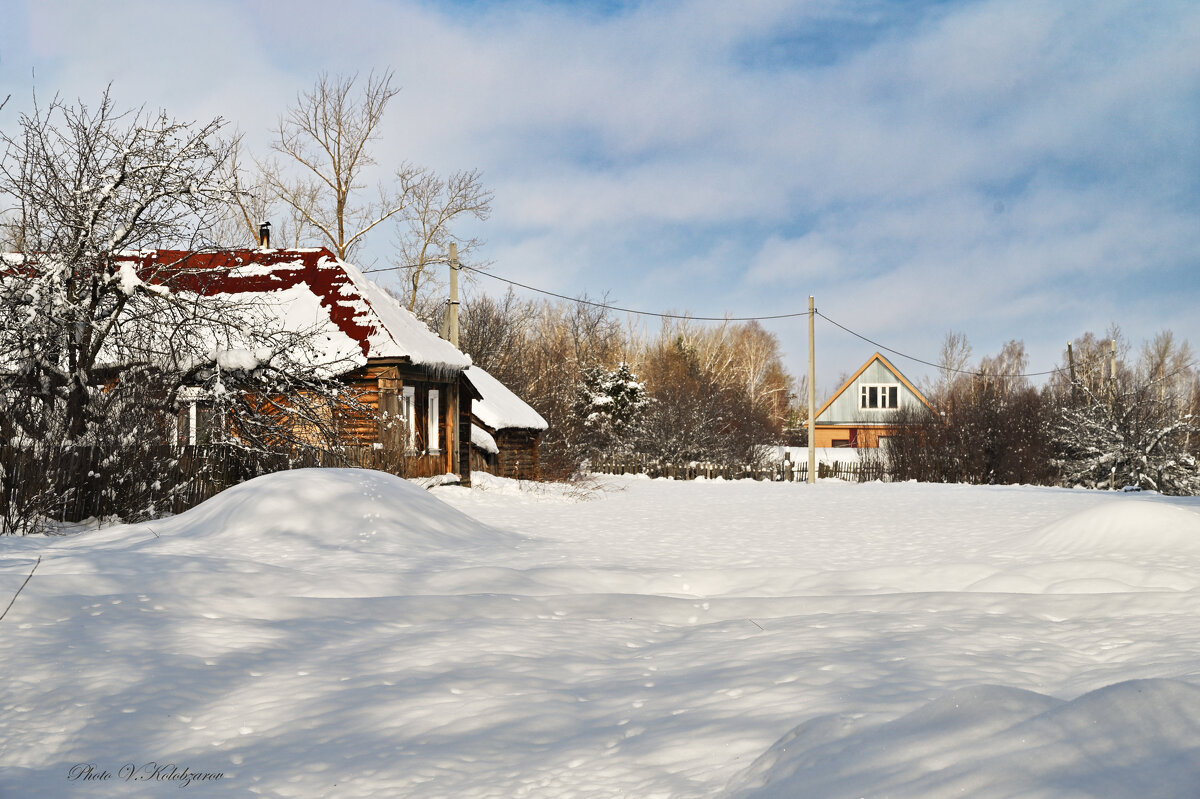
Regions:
[[2, 470, 1200, 797]]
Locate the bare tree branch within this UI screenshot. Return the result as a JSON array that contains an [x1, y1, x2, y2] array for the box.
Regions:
[[261, 70, 407, 261]]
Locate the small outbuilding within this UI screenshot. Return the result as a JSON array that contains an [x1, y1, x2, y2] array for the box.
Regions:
[[464, 366, 548, 480]]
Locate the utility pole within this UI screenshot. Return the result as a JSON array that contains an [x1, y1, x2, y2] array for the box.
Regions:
[[1067, 342, 1077, 402], [1109, 338, 1117, 410], [447, 243, 463, 483], [448, 242, 460, 349], [808, 295, 817, 485]]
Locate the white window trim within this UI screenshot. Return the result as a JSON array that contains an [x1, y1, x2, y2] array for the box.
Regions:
[[427, 389, 441, 454], [402, 386, 417, 453], [859, 383, 900, 411]]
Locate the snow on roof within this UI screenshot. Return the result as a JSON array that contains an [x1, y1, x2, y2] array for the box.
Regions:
[[115, 248, 471, 373], [465, 366, 548, 431], [471, 423, 499, 454]]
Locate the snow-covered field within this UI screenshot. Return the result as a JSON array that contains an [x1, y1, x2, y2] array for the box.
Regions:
[[3, 470, 1200, 798]]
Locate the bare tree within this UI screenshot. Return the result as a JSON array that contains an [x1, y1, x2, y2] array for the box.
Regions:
[[0, 89, 233, 529], [393, 167, 492, 310], [458, 289, 535, 385], [258, 70, 491, 304], [1055, 328, 1199, 493], [218, 133, 313, 248], [0, 89, 235, 439], [925, 330, 972, 404], [261, 71, 403, 260], [1140, 330, 1194, 401]]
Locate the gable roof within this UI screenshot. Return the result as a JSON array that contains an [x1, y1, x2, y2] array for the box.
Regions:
[[815, 352, 933, 424], [464, 366, 548, 432], [115, 248, 471, 373]]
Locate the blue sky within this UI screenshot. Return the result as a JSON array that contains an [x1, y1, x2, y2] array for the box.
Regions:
[[2, 0, 1197, 393]]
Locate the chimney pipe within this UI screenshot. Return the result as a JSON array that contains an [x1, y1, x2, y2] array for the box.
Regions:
[[259, 221, 271, 249]]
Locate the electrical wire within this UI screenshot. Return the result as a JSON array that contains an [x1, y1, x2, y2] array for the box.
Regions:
[[455, 263, 812, 321], [815, 311, 1069, 379], [365, 260, 1166, 381]]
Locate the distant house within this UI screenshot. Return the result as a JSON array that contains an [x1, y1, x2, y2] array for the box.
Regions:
[[464, 366, 548, 480], [118, 247, 477, 481], [813, 352, 933, 448]]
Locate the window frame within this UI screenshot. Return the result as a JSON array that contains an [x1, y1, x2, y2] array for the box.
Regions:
[[427, 388, 441, 454], [859, 383, 900, 411], [402, 386, 417, 453]]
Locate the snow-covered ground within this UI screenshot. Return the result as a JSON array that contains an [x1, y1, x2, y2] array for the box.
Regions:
[[3, 470, 1200, 798]]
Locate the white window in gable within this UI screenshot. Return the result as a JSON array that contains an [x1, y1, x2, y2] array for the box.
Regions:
[[859, 383, 899, 410]]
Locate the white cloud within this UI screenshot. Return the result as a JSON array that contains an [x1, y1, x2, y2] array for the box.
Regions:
[[4, 0, 1198, 387]]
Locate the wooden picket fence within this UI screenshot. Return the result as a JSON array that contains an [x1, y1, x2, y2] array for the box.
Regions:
[[590, 454, 888, 483]]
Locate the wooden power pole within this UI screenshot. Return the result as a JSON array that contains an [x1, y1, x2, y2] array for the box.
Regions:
[[448, 242, 460, 349], [1067, 342, 1077, 402], [1109, 338, 1117, 409], [808, 295, 817, 485]]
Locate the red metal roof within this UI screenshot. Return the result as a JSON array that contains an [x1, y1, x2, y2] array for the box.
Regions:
[[122, 248, 380, 359]]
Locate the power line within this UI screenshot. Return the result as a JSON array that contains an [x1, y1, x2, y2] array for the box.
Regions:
[[815, 311, 1069, 379], [368, 260, 1095, 380], [455, 263, 812, 321]]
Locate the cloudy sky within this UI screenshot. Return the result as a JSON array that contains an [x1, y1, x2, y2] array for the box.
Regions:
[[3, 0, 1197, 391]]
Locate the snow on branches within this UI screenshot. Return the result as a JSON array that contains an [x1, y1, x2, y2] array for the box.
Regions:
[[1055, 380, 1200, 495]]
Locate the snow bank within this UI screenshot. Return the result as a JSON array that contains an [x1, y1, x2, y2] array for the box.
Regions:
[[1032, 499, 1200, 555], [4, 476, 1200, 798], [142, 468, 519, 562], [729, 679, 1200, 799]]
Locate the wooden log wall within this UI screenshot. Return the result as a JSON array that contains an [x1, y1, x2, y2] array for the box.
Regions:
[[494, 429, 542, 481]]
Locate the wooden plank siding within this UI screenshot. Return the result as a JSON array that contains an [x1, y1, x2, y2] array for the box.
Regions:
[[337, 361, 464, 479], [458, 378, 475, 487], [813, 353, 934, 449], [814, 426, 902, 449]]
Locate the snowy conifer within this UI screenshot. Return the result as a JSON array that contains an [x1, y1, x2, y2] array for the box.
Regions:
[[576, 362, 649, 458]]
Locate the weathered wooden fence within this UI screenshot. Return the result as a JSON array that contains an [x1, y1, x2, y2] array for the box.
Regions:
[[0, 443, 417, 529], [591, 455, 888, 483]]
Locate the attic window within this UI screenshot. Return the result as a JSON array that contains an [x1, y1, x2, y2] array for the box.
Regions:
[[859, 384, 899, 410]]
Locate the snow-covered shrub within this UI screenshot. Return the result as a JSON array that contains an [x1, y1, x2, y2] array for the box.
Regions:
[[576, 362, 649, 458], [1054, 381, 1200, 494]]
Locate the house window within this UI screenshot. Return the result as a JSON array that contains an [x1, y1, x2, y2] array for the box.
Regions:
[[178, 402, 217, 447], [402, 386, 416, 453], [859, 384, 899, 410], [427, 389, 440, 454]]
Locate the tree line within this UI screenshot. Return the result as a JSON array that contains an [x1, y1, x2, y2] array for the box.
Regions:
[[3, 73, 1195, 539], [452, 290, 798, 479], [884, 330, 1200, 494]]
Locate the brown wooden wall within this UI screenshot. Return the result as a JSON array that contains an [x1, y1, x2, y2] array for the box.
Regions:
[[458, 385, 473, 487], [495, 429, 542, 480], [814, 425, 900, 449], [338, 360, 463, 478]]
